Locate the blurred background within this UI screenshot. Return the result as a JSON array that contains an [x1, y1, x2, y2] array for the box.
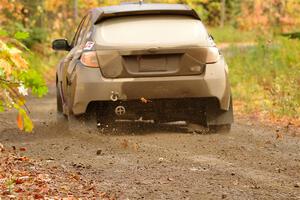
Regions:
[[0, 0, 299, 129]]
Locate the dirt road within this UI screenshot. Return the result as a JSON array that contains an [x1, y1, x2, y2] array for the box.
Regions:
[[1, 85, 300, 199]]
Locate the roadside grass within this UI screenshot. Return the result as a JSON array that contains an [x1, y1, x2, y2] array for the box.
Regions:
[[24, 45, 61, 83], [208, 26, 257, 43], [224, 37, 300, 124]]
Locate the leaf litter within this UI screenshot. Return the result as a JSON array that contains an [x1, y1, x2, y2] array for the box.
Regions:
[[0, 144, 114, 199]]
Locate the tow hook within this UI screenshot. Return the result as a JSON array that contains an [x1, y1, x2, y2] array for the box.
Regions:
[[115, 106, 126, 116], [110, 91, 119, 102]]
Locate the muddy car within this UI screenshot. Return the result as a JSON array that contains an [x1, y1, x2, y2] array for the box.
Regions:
[[52, 3, 233, 132]]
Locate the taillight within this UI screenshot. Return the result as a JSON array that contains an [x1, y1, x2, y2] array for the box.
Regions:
[[205, 47, 220, 64], [80, 51, 99, 68]]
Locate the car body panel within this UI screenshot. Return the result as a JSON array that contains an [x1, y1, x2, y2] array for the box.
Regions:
[[68, 56, 230, 115]]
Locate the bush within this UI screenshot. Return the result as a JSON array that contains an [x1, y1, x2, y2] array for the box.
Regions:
[[208, 26, 257, 43], [0, 36, 48, 132], [225, 37, 300, 119]]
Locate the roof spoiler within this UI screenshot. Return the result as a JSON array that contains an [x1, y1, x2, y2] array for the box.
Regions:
[[94, 9, 200, 24]]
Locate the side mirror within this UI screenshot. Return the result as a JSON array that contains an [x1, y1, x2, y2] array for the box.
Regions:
[[52, 39, 71, 51]]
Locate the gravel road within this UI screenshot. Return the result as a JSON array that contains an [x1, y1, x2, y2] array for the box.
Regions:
[[1, 85, 300, 200]]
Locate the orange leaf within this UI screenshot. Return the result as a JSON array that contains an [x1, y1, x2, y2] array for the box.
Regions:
[[17, 113, 23, 130], [141, 97, 152, 104], [19, 147, 27, 151], [276, 132, 283, 140]]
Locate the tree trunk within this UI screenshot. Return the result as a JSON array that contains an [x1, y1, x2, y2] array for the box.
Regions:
[[74, 0, 78, 21], [220, 0, 226, 27]]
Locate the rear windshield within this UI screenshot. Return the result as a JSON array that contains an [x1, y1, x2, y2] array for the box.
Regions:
[[94, 15, 208, 48]]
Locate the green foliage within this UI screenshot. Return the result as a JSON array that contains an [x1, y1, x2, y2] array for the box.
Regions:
[[208, 26, 257, 43], [7, 23, 48, 48], [0, 37, 48, 132], [19, 70, 48, 97], [0, 100, 4, 112], [27, 27, 47, 44], [14, 31, 30, 40], [0, 29, 8, 37], [226, 37, 300, 118]]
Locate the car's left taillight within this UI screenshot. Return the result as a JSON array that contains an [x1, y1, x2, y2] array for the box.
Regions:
[[80, 51, 99, 68]]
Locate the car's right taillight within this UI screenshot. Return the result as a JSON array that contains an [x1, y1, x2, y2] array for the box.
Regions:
[[80, 51, 99, 68], [205, 47, 220, 64]]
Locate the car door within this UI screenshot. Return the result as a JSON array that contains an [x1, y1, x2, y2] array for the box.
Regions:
[[61, 15, 92, 113], [59, 16, 87, 110]]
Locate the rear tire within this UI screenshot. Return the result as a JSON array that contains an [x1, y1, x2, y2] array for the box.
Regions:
[[206, 96, 234, 133], [56, 83, 63, 113], [56, 83, 69, 133]]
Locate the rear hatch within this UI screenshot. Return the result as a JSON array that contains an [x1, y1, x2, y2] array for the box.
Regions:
[[94, 15, 211, 78]]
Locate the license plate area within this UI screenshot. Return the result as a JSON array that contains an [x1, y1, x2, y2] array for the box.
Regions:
[[139, 55, 167, 72]]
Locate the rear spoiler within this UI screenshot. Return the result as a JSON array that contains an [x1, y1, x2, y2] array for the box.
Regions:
[[94, 9, 200, 24]]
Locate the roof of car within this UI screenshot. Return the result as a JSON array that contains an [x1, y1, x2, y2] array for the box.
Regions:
[[90, 3, 200, 24]]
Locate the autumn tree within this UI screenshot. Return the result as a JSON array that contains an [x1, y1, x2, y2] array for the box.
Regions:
[[238, 0, 300, 32], [0, 0, 48, 131]]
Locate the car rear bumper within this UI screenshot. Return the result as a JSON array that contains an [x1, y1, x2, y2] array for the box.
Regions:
[[70, 58, 231, 115]]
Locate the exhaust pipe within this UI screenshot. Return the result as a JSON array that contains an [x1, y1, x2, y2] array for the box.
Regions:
[[115, 106, 126, 116]]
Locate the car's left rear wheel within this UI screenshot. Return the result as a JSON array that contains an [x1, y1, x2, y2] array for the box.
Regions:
[[56, 83, 63, 113], [55, 83, 69, 132]]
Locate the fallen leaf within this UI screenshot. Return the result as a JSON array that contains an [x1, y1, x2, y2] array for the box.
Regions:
[[0, 143, 4, 152], [276, 132, 283, 140], [71, 174, 80, 181], [121, 139, 129, 149], [15, 178, 25, 184], [96, 149, 102, 155], [265, 140, 272, 144], [16, 156, 29, 162], [19, 147, 27, 151], [87, 185, 95, 191], [34, 193, 44, 199], [64, 146, 70, 151], [37, 174, 51, 182], [99, 192, 108, 198], [141, 97, 152, 104], [14, 187, 24, 193], [167, 177, 174, 181], [291, 131, 298, 137], [133, 143, 139, 151], [60, 185, 70, 191], [17, 113, 23, 130], [233, 180, 239, 186]]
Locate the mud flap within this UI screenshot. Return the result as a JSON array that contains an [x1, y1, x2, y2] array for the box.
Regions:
[[205, 97, 234, 126]]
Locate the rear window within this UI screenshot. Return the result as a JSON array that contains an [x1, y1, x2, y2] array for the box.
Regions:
[[94, 15, 208, 48]]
